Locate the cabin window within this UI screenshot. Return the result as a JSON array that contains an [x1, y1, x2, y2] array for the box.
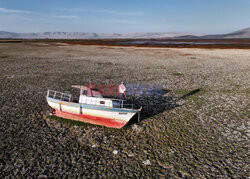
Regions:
[[100, 101, 105, 104], [82, 89, 87, 95]]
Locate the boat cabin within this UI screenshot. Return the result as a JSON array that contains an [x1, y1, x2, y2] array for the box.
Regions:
[[72, 85, 122, 108]]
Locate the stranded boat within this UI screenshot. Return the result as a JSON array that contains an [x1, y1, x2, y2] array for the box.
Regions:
[[46, 85, 142, 128]]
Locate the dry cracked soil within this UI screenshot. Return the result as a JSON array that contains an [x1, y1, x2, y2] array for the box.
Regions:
[[0, 42, 249, 178]]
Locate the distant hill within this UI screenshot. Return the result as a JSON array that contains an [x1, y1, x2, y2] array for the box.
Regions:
[[201, 28, 250, 39], [0, 31, 202, 39], [0, 28, 249, 39], [174, 35, 202, 39], [0, 31, 20, 38]]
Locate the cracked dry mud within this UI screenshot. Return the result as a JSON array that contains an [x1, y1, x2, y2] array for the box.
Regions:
[[0, 42, 249, 178]]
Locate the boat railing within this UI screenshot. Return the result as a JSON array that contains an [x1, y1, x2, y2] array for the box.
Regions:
[[47, 89, 72, 102], [120, 103, 134, 109], [112, 99, 134, 109]]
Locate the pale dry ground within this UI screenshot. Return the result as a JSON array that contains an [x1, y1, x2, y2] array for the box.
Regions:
[[0, 42, 249, 178]]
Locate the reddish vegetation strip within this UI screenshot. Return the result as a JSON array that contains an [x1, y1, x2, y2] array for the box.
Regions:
[[65, 39, 250, 49], [1, 39, 250, 49]]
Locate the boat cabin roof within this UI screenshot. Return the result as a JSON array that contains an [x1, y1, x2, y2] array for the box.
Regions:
[[72, 85, 88, 90], [72, 85, 103, 98]]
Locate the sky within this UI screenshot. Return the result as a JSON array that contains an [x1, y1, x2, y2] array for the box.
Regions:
[[0, 0, 249, 34]]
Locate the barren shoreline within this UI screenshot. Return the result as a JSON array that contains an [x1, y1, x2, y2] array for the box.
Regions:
[[0, 42, 249, 178]]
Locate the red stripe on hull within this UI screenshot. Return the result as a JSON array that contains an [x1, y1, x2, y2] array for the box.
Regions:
[[55, 110, 126, 128]]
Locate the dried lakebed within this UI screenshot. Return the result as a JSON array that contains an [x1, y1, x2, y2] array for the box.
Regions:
[[0, 42, 249, 178]]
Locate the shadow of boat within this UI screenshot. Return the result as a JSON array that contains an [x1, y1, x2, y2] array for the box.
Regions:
[[126, 88, 202, 126]]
